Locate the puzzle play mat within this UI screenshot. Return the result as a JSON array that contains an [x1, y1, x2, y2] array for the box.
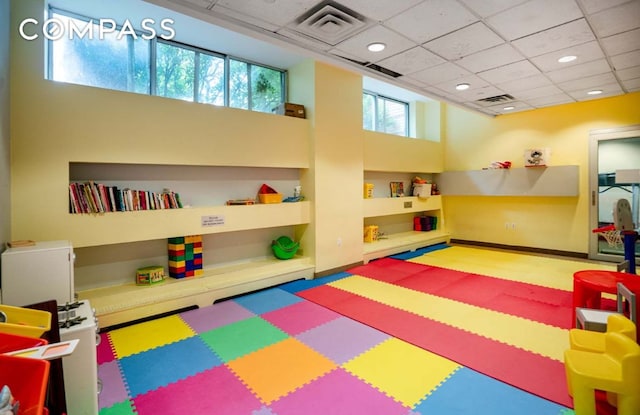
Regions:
[[97, 245, 615, 415]]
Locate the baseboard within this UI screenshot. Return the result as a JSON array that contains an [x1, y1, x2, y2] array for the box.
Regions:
[[314, 261, 363, 278], [449, 239, 588, 259]]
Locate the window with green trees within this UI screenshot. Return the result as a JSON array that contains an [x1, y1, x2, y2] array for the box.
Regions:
[[363, 91, 409, 137], [48, 10, 285, 114]]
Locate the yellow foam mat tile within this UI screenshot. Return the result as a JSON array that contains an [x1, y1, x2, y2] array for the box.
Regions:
[[410, 246, 614, 291], [330, 276, 569, 361], [228, 338, 336, 405], [343, 338, 461, 408], [108, 314, 196, 358]]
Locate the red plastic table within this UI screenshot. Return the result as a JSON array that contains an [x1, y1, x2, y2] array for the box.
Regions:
[[573, 270, 640, 327]]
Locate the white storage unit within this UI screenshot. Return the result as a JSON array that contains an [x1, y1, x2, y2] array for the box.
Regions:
[[1, 240, 75, 306]]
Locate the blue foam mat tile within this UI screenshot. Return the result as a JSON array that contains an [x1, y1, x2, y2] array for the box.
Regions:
[[278, 271, 351, 293], [413, 367, 570, 415], [390, 243, 450, 261], [233, 287, 303, 314], [119, 336, 222, 397]]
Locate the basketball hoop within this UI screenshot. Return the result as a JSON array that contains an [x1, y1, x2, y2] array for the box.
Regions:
[[592, 224, 623, 248]]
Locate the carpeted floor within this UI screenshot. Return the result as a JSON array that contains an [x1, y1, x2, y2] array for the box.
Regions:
[[97, 244, 615, 414]]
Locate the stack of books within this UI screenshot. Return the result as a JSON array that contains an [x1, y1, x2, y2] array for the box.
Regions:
[[69, 181, 182, 214], [414, 215, 437, 232]]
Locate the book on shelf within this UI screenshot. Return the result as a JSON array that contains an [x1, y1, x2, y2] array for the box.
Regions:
[[68, 181, 183, 214]]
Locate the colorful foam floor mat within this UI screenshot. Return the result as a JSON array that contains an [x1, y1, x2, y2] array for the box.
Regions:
[[98, 245, 614, 414]]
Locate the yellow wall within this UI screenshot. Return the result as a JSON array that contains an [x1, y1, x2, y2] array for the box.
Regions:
[[443, 93, 640, 252]]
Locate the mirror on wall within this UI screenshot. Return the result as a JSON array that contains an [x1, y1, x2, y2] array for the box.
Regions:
[[589, 127, 640, 262]]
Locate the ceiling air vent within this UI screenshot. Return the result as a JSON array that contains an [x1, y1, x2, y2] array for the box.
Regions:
[[365, 63, 402, 78], [477, 94, 515, 103], [291, 1, 370, 46]]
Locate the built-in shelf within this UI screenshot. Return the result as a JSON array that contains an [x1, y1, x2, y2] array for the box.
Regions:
[[363, 230, 449, 263], [79, 256, 313, 328], [436, 165, 579, 196], [364, 195, 443, 217]]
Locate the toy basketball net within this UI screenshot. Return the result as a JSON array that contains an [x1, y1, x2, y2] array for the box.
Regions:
[[592, 199, 634, 248]]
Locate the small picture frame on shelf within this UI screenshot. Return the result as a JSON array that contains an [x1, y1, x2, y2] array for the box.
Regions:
[[390, 182, 404, 197], [524, 148, 550, 167]]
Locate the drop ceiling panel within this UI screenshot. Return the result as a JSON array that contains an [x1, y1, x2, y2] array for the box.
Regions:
[[511, 19, 596, 57], [616, 65, 640, 81], [333, 25, 417, 62], [622, 77, 640, 91], [557, 72, 618, 91], [384, 0, 478, 44], [514, 84, 565, 99], [337, 0, 423, 21], [477, 60, 541, 84], [214, 0, 319, 27], [611, 50, 640, 70], [496, 74, 553, 92], [455, 43, 525, 73], [408, 62, 472, 85], [588, 1, 640, 37], [568, 83, 624, 100], [546, 58, 612, 83], [600, 28, 640, 56], [525, 93, 574, 107], [376, 47, 446, 75], [530, 41, 606, 72], [423, 22, 504, 60], [458, 0, 529, 18], [485, 0, 583, 41], [577, 0, 631, 14]]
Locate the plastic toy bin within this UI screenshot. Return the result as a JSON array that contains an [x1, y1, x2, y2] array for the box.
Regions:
[[0, 354, 50, 415], [0, 332, 48, 354], [0, 305, 51, 338]]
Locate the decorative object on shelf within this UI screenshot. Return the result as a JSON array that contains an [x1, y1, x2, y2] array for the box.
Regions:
[[283, 185, 304, 202], [69, 181, 182, 213], [364, 183, 374, 199], [258, 184, 283, 204], [271, 236, 300, 260], [135, 266, 165, 286], [364, 225, 379, 243], [412, 177, 431, 198], [168, 235, 203, 279], [487, 161, 512, 169], [390, 181, 404, 197], [414, 215, 437, 232], [272, 102, 306, 118], [226, 199, 256, 205], [524, 148, 550, 167], [6, 240, 35, 248], [431, 182, 440, 195]]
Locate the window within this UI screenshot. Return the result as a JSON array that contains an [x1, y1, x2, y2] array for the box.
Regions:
[[48, 10, 284, 114], [363, 91, 409, 137]]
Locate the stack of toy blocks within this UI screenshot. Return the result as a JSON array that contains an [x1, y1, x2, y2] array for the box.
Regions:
[[168, 235, 203, 278]]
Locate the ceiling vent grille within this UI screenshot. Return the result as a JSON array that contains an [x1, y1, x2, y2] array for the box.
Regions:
[[291, 1, 370, 46], [477, 94, 515, 103]]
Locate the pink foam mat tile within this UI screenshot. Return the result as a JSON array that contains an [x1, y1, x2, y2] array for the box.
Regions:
[[269, 368, 411, 415], [98, 332, 116, 364], [133, 365, 263, 415], [261, 300, 341, 336], [179, 300, 255, 333], [98, 360, 129, 409]]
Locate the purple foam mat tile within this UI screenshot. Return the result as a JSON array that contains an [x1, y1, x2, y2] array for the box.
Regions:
[[270, 368, 410, 415], [296, 316, 390, 364], [180, 300, 255, 333], [133, 365, 263, 415], [98, 360, 129, 409], [262, 300, 341, 336], [252, 406, 278, 415]]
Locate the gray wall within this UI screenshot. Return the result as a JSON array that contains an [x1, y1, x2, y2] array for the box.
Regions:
[[0, 0, 10, 251]]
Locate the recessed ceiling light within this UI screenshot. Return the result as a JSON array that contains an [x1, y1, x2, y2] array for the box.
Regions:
[[587, 89, 603, 95], [558, 55, 577, 63], [503, 106, 515, 110], [367, 42, 386, 52], [455, 83, 470, 91]]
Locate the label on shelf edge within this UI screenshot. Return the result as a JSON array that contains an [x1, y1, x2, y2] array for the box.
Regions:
[[201, 215, 225, 227]]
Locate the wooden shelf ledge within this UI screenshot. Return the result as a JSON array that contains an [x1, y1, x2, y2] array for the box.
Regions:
[[363, 230, 450, 263]]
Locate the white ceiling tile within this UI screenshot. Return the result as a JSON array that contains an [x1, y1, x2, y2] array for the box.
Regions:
[[434, 74, 491, 96], [557, 72, 618, 90], [588, 1, 640, 38], [513, 84, 565, 99], [461, 85, 509, 102], [525, 93, 574, 107], [486, 0, 583, 41], [512, 19, 596, 58], [477, 59, 541, 83], [333, 25, 417, 62], [408, 62, 472, 85], [577, 0, 631, 14], [277, 27, 336, 51], [210, 4, 281, 31], [384, 0, 478, 44], [486, 101, 534, 113], [397, 75, 428, 88], [611, 50, 640, 70], [567, 83, 624, 100], [616, 65, 640, 81], [377, 47, 446, 75], [621, 76, 640, 90], [600, 28, 640, 56], [457, 0, 529, 18], [423, 22, 504, 60], [173, 0, 215, 8], [530, 41, 605, 72], [546, 58, 612, 83], [336, 0, 423, 21], [495, 74, 553, 92], [214, 0, 319, 27], [456, 43, 524, 72]]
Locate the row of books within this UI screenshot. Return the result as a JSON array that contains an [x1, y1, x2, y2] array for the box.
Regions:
[[413, 215, 438, 232], [69, 181, 183, 214]]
